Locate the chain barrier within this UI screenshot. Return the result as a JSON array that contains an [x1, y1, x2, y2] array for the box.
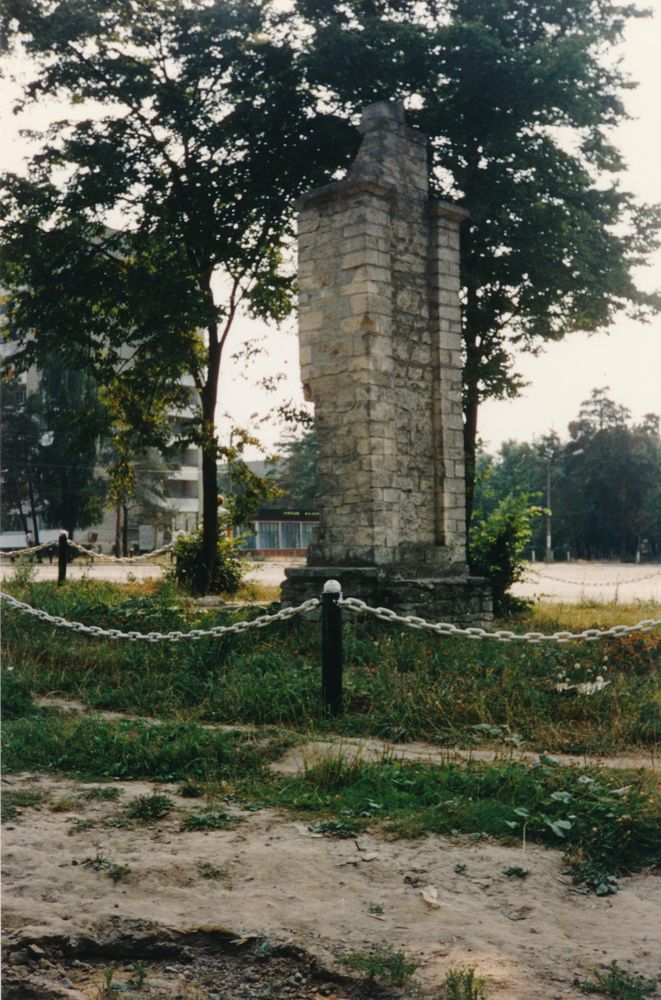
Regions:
[[0, 591, 319, 642], [0, 541, 58, 560], [66, 539, 176, 564], [1, 588, 659, 645], [339, 597, 661, 643], [524, 567, 661, 587]]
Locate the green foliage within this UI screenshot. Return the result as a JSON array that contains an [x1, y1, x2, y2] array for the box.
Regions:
[[274, 758, 660, 892], [2, 712, 269, 782], [469, 492, 543, 612], [269, 430, 320, 510], [1, 788, 47, 823], [473, 390, 661, 560], [181, 810, 239, 831], [1, 669, 35, 719], [83, 853, 131, 883], [169, 529, 245, 595], [439, 967, 488, 1000], [580, 962, 658, 999], [78, 786, 122, 801], [502, 865, 528, 879], [126, 793, 173, 822], [339, 945, 418, 985]]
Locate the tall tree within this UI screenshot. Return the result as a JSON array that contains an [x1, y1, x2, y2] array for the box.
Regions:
[[2, 0, 659, 570], [299, 0, 661, 525], [32, 356, 106, 536], [1, 0, 355, 591], [473, 388, 661, 560]]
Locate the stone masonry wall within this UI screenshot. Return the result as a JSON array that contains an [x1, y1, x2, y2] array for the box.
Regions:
[[297, 101, 468, 576]]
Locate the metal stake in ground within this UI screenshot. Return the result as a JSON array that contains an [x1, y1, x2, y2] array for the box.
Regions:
[[321, 579, 343, 717], [57, 531, 68, 584]]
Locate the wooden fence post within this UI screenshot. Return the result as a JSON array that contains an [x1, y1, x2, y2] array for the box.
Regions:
[[321, 579, 343, 717], [57, 531, 68, 585]]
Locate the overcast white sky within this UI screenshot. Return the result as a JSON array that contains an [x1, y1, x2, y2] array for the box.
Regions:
[[2, 6, 659, 459]]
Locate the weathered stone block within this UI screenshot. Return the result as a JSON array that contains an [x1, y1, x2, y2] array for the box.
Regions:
[[285, 100, 492, 625]]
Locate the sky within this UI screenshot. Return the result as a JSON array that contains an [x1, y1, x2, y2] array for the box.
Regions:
[[1, 5, 660, 460]]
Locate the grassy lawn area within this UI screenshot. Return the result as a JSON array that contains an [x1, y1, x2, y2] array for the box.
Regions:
[[2, 577, 659, 754], [2, 577, 659, 898]]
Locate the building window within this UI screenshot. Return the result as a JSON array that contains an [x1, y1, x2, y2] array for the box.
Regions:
[[280, 522, 300, 549], [257, 521, 280, 549]]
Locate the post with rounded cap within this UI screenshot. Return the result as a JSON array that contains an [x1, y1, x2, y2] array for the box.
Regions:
[[57, 530, 68, 585], [321, 579, 343, 717]]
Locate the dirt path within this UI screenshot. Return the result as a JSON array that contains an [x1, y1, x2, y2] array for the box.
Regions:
[[4, 701, 661, 997], [3, 771, 660, 1000]]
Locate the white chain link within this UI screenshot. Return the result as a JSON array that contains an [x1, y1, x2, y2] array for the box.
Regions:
[[339, 597, 661, 643], [0, 540, 58, 560], [0, 591, 319, 642], [2, 589, 659, 645], [66, 539, 176, 563], [524, 567, 661, 587]]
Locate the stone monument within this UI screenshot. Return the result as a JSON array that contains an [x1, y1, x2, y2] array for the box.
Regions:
[[281, 101, 492, 624]]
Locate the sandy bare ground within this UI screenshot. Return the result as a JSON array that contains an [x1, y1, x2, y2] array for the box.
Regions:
[[3, 703, 660, 999]]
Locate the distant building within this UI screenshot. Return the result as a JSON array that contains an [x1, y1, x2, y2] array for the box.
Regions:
[[240, 507, 319, 557], [0, 326, 202, 552]]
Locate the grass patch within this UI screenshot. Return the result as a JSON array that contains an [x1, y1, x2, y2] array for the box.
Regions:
[[339, 945, 417, 985], [126, 792, 173, 822], [2, 709, 287, 783], [269, 755, 660, 892], [1, 788, 47, 822], [78, 786, 123, 801], [580, 961, 658, 999], [181, 809, 240, 831], [438, 967, 488, 1000], [3, 580, 659, 754]]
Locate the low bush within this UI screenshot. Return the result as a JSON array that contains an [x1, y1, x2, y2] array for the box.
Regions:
[[168, 530, 245, 595]]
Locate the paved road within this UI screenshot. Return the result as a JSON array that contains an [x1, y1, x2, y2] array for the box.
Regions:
[[2, 557, 660, 603]]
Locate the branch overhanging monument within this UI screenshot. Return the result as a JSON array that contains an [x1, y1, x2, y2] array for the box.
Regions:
[[282, 101, 492, 624]]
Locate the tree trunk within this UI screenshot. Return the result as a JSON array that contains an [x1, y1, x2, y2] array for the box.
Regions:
[[122, 504, 129, 557], [463, 390, 479, 538], [114, 503, 121, 557], [194, 329, 221, 595], [27, 473, 40, 544]]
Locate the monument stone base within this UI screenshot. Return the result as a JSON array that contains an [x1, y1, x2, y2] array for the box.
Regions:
[[282, 566, 493, 627]]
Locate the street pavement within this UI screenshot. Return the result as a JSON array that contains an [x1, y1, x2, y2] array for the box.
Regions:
[[2, 557, 660, 603]]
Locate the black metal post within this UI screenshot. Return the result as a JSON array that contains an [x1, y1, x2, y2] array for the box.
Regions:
[[321, 579, 343, 717], [57, 530, 68, 585]]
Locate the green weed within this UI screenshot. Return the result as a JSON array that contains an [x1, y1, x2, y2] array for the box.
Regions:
[[1, 788, 47, 822], [308, 816, 363, 838], [78, 786, 122, 801], [1, 669, 35, 719], [503, 865, 529, 878], [197, 862, 227, 879], [180, 810, 239, 831], [439, 966, 488, 1000], [126, 793, 173, 822], [82, 853, 131, 883], [580, 961, 658, 999], [339, 945, 417, 985], [271, 757, 660, 892]]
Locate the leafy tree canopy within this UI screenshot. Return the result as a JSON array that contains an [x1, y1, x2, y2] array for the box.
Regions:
[[2, 0, 659, 579]]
